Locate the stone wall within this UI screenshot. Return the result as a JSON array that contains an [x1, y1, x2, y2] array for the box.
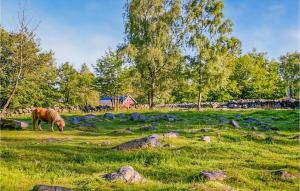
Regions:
[[139, 99, 300, 109], [0, 105, 112, 116], [1, 99, 299, 116]]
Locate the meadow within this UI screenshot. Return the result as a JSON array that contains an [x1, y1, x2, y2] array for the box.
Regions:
[[0, 109, 299, 191]]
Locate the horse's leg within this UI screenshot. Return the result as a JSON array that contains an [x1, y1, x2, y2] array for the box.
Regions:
[[50, 120, 54, 132], [32, 115, 36, 131], [38, 120, 43, 131]]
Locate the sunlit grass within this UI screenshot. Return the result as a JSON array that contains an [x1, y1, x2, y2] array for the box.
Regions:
[[0, 109, 299, 190]]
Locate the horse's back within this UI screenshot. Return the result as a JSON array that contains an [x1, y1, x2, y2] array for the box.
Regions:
[[32, 107, 48, 121]]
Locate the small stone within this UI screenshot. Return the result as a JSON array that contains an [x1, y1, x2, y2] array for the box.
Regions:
[[260, 126, 270, 131], [129, 112, 140, 121], [200, 170, 226, 181], [202, 136, 211, 143], [230, 120, 240, 128], [32, 184, 74, 191], [81, 122, 96, 127], [104, 113, 115, 119], [152, 122, 159, 126], [139, 115, 147, 122], [163, 143, 173, 148], [191, 129, 197, 134], [200, 128, 210, 132], [69, 117, 81, 125], [101, 141, 111, 146], [140, 126, 156, 131], [272, 170, 296, 179], [102, 165, 145, 183], [235, 114, 241, 119], [291, 134, 300, 140], [83, 114, 96, 119], [274, 130, 280, 135], [116, 113, 126, 118], [163, 132, 179, 138]]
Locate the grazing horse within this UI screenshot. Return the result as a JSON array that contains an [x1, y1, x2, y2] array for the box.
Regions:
[[32, 108, 65, 132]]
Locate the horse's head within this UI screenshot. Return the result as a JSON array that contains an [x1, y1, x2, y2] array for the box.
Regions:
[[56, 119, 65, 132]]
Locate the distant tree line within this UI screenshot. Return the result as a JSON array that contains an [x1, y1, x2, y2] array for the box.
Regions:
[[0, 0, 299, 113]]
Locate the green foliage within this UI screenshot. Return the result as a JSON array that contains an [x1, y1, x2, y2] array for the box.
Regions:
[[58, 63, 99, 106], [230, 51, 284, 99], [279, 52, 300, 99], [182, 0, 241, 109], [94, 49, 128, 108], [124, 0, 182, 107]]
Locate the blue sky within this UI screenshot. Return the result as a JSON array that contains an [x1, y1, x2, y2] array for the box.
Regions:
[[1, 0, 299, 69]]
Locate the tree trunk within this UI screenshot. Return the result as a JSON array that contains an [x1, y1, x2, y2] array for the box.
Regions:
[[197, 90, 202, 112], [148, 92, 152, 109], [1, 34, 24, 117], [150, 91, 154, 109]]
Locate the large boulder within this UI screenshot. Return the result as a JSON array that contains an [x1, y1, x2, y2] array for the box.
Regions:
[[200, 171, 227, 181], [115, 135, 161, 149], [102, 165, 145, 183], [0, 119, 28, 130], [32, 185, 74, 191]]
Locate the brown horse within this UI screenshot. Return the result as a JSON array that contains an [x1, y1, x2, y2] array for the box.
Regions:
[[32, 108, 65, 132]]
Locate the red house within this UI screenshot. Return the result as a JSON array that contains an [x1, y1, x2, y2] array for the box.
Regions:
[[99, 95, 137, 108]]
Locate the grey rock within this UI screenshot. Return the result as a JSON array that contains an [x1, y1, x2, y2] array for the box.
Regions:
[[81, 122, 96, 127], [0, 119, 28, 130], [230, 120, 240, 128], [115, 135, 161, 149], [291, 134, 300, 140], [129, 112, 140, 121], [116, 113, 126, 118], [163, 132, 179, 138], [32, 185, 73, 191], [202, 136, 211, 143], [140, 126, 156, 131], [152, 122, 159, 126], [101, 141, 111, 146], [272, 170, 296, 179], [163, 143, 173, 148], [69, 117, 81, 125], [200, 128, 211, 132], [83, 114, 97, 119], [102, 165, 145, 183], [200, 170, 227, 181], [260, 126, 270, 131], [104, 113, 115, 119], [138, 115, 147, 122]]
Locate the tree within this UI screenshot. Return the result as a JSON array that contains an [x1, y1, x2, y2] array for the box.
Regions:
[[124, 0, 182, 108], [94, 49, 127, 110], [230, 51, 283, 99], [0, 11, 42, 116], [57, 62, 79, 105], [183, 0, 240, 111], [76, 64, 99, 106], [279, 52, 300, 99]]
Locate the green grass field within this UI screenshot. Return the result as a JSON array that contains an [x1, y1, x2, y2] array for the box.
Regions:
[[0, 109, 299, 191]]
